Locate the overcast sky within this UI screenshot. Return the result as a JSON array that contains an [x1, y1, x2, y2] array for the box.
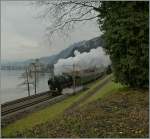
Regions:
[[1, 1, 101, 62]]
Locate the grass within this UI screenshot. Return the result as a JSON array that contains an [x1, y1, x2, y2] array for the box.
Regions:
[[3, 74, 147, 138], [2, 75, 111, 137], [2, 92, 85, 137], [80, 81, 125, 106], [17, 85, 148, 138]]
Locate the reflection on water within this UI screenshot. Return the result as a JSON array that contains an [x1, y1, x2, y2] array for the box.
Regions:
[[1, 70, 50, 103]]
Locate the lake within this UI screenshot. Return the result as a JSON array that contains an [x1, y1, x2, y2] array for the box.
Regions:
[[1, 70, 51, 103]]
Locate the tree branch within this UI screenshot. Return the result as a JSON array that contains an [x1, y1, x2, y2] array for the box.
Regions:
[[34, 0, 100, 39], [49, 16, 98, 35]]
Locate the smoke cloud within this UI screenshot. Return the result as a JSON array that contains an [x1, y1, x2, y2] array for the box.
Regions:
[[54, 47, 111, 75]]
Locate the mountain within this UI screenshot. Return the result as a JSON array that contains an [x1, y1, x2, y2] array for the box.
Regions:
[[2, 36, 104, 67], [39, 36, 104, 65]]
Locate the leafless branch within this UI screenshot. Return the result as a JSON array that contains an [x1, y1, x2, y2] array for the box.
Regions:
[[49, 15, 98, 35], [34, 0, 100, 40]]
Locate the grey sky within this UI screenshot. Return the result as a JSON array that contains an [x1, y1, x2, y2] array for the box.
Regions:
[[1, 1, 101, 62]]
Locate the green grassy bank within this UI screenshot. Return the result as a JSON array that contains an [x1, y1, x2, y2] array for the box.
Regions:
[[2, 74, 148, 138], [2, 75, 112, 137]]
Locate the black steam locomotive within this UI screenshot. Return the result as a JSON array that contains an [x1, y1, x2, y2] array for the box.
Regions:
[[48, 72, 103, 96], [48, 74, 74, 96], [48, 65, 112, 96]]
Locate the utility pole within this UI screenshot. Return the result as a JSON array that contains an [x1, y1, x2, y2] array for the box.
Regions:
[[30, 62, 37, 95], [34, 64, 37, 95], [73, 63, 76, 94], [49, 64, 54, 80], [63, 63, 77, 94], [26, 68, 30, 96]]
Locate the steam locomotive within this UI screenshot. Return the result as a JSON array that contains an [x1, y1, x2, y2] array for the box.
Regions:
[[48, 65, 112, 96], [48, 74, 73, 96]]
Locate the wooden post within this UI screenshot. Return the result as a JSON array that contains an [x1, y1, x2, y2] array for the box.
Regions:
[[34, 64, 37, 95], [26, 68, 30, 96], [73, 63, 76, 94]]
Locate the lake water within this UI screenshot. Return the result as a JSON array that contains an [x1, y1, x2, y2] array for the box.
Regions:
[[0, 70, 50, 104]]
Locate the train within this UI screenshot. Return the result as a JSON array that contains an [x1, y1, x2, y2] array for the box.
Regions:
[[48, 65, 112, 96], [48, 74, 73, 96]]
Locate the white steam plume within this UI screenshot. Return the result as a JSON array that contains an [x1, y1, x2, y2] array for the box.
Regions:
[[54, 47, 111, 75]]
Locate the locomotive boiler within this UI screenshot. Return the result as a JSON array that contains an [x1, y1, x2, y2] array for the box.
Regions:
[[48, 74, 73, 96]]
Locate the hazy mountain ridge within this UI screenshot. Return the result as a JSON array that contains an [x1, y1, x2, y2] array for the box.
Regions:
[[2, 36, 103, 67]]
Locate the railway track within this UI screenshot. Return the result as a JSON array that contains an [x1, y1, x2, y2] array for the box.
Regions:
[[1, 74, 104, 117], [2, 91, 51, 107], [1, 91, 55, 117], [1, 73, 107, 127], [1, 92, 69, 128]]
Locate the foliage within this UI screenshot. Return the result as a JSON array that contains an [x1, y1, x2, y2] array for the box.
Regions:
[[98, 1, 149, 88]]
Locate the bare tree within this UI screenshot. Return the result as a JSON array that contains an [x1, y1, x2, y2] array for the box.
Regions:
[[34, 0, 100, 39]]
